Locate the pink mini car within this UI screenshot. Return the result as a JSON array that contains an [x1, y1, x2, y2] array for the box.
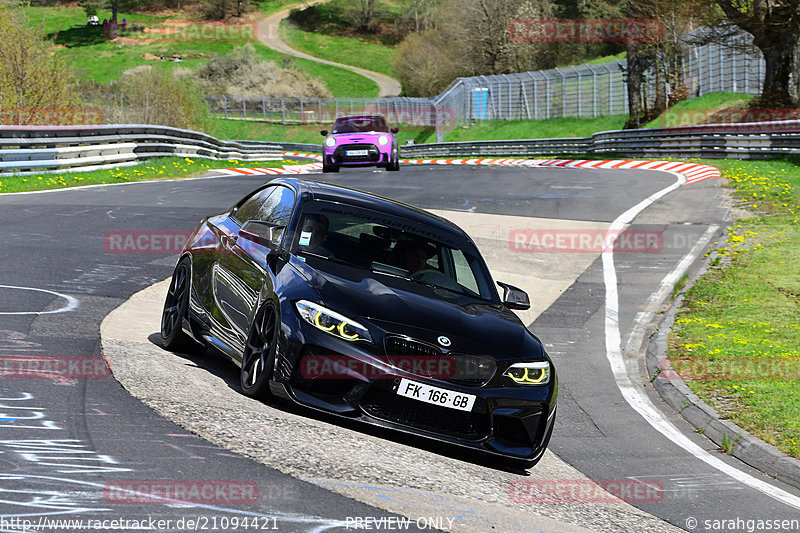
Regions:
[[320, 115, 400, 173]]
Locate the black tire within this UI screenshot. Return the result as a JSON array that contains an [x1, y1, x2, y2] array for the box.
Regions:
[[240, 303, 279, 399], [161, 257, 195, 352], [387, 150, 400, 171], [322, 162, 339, 173]]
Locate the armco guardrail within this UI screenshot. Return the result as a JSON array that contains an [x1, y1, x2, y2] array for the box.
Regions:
[[399, 120, 800, 159], [4, 121, 800, 176], [0, 124, 288, 176]]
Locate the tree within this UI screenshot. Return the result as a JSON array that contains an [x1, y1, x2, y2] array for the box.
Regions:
[[107, 66, 210, 130], [715, 0, 800, 107], [234, 0, 250, 17], [392, 30, 462, 95], [360, 0, 375, 29], [0, 6, 79, 125], [107, 0, 142, 22], [620, 0, 719, 128], [403, 0, 438, 33]]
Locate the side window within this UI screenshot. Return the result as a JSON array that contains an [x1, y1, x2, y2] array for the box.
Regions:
[[254, 186, 295, 244], [452, 249, 480, 294], [233, 187, 273, 224]]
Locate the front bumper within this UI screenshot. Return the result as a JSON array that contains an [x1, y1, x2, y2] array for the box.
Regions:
[[325, 144, 391, 166], [271, 315, 557, 461]]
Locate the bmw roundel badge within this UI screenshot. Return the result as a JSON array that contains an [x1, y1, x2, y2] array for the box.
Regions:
[[437, 336, 451, 347]]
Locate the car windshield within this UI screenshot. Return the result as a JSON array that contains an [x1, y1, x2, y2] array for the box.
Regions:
[[291, 201, 497, 303], [331, 116, 389, 134]]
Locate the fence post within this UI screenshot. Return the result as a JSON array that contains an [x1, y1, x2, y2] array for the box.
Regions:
[[620, 60, 628, 114], [224, 95, 228, 119], [281, 98, 286, 123], [242, 98, 246, 119], [545, 73, 551, 119], [743, 46, 748, 94], [518, 75, 531, 120], [574, 66, 582, 118], [555, 67, 566, 117], [587, 64, 597, 118]]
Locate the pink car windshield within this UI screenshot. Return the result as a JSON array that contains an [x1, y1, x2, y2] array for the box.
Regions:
[[332, 116, 389, 134]]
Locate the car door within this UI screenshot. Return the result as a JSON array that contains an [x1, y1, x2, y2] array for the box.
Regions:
[[200, 186, 274, 353], [214, 185, 296, 355]]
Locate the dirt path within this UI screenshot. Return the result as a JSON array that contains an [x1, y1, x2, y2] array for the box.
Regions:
[[257, 1, 402, 97]]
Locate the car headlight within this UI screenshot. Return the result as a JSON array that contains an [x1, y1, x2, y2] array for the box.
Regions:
[[503, 361, 550, 385], [325, 137, 336, 148], [295, 300, 372, 343], [377, 135, 389, 146]]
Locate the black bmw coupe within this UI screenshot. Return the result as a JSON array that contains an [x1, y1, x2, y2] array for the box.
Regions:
[[161, 177, 557, 467]]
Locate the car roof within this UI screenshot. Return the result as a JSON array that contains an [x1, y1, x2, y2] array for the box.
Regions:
[[270, 177, 468, 239], [333, 115, 385, 121]]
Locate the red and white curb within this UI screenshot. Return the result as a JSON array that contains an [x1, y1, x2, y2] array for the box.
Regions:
[[398, 157, 720, 185], [224, 154, 719, 186], [222, 152, 322, 176]]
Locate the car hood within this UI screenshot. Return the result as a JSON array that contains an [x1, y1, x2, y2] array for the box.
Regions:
[[291, 259, 544, 360]]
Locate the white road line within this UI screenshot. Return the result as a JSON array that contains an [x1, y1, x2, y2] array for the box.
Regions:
[[602, 171, 800, 510], [0, 285, 79, 315], [622, 225, 719, 355]]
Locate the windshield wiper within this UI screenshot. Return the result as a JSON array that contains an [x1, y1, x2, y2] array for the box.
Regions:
[[299, 251, 361, 269]]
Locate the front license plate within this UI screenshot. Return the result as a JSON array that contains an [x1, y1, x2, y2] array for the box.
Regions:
[[346, 149, 369, 156], [396, 378, 476, 412]]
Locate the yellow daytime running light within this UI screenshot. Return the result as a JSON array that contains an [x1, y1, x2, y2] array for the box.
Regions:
[[296, 300, 372, 343], [504, 362, 550, 385], [337, 322, 359, 340], [313, 312, 336, 332]]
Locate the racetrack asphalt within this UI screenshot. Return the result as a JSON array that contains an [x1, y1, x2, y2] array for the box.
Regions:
[[2, 164, 799, 532]]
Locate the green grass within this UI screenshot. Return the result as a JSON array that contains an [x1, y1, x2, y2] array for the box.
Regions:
[[53, 24, 377, 95], [0, 157, 296, 193], [579, 52, 626, 66], [206, 118, 434, 145], [285, 55, 379, 97], [645, 92, 757, 128], [23, 4, 378, 96], [256, 0, 299, 16], [25, 5, 168, 35], [286, 0, 406, 44], [444, 116, 628, 142], [668, 157, 800, 458], [280, 22, 397, 78]]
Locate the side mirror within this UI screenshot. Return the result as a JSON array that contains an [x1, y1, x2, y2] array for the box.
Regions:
[[240, 220, 285, 247], [497, 281, 530, 310], [390, 127, 399, 134], [320, 130, 328, 136]]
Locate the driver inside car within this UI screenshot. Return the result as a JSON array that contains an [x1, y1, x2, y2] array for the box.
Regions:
[[395, 240, 435, 274], [298, 214, 332, 257]]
